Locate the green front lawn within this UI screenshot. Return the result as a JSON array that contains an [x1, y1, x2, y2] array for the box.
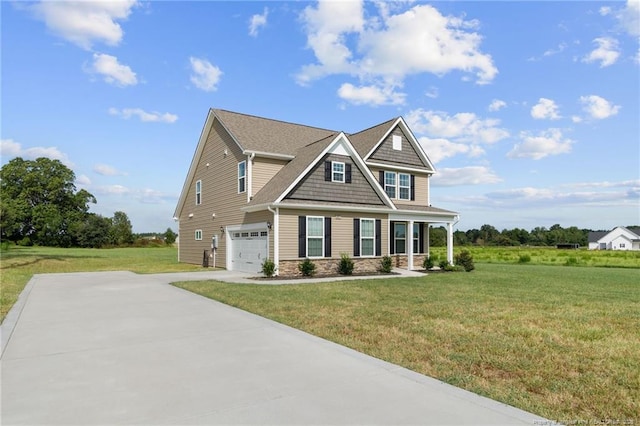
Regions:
[[174, 264, 640, 422]]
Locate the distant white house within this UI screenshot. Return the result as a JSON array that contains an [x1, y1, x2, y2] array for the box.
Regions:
[[588, 227, 640, 251]]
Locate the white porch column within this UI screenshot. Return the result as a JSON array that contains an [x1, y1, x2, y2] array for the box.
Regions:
[[447, 222, 454, 265], [273, 207, 280, 276], [426, 224, 430, 258], [408, 220, 414, 270]]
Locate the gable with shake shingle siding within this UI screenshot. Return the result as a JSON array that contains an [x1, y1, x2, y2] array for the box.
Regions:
[[369, 126, 430, 169], [285, 153, 386, 205]]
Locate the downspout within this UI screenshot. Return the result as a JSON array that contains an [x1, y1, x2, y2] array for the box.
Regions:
[[267, 205, 279, 276], [247, 152, 255, 203]]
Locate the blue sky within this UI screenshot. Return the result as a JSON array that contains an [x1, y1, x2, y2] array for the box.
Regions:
[[2, 1, 639, 233]]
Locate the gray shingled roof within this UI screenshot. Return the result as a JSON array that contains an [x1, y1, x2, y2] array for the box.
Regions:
[[213, 109, 336, 156], [348, 117, 397, 158]]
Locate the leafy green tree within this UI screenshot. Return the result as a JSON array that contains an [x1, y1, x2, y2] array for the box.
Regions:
[[110, 211, 134, 246], [164, 228, 177, 245], [429, 226, 447, 246], [0, 157, 96, 246], [74, 214, 113, 248]]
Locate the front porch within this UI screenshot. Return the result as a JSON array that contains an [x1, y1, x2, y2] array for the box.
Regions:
[[389, 208, 459, 269]]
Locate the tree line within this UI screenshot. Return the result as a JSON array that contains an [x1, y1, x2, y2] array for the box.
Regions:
[[429, 224, 610, 247], [1, 157, 176, 248]]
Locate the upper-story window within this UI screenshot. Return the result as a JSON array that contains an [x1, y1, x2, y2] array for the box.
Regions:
[[381, 171, 414, 201], [195, 229, 203, 240], [384, 171, 396, 198], [398, 173, 410, 200], [238, 161, 246, 193], [195, 180, 202, 205], [332, 161, 345, 183]]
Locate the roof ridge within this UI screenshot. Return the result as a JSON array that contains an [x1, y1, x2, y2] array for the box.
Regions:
[[349, 116, 398, 136], [213, 108, 337, 133]]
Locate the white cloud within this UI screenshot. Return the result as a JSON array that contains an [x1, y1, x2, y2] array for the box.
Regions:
[[407, 109, 508, 163], [617, 0, 640, 37], [358, 5, 497, 84], [297, 2, 497, 106], [599, 6, 612, 16], [94, 184, 130, 195], [406, 109, 509, 144], [579, 95, 621, 119], [249, 7, 268, 37], [88, 53, 137, 87], [76, 174, 92, 186], [531, 98, 561, 120], [93, 164, 127, 176], [417, 137, 485, 164], [425, 86, 439, 99], [507, 129, 573, 160], [488, 99, 506, 112], [297, 0, 364, 85], [108, 107, 178, 123], [431, 166, 502, 186], [337, 82, 405, 106], [0, 138, 73, 167], [189, 57, 223, 92], [483, 184, 638, 207], [582, 37, 621, 67], [30, 0, 137, 50]]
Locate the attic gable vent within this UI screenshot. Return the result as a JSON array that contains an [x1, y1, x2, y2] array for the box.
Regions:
[[392, 135, 402, 151]]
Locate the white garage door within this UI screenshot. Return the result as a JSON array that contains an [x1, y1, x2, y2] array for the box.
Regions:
[[230, 229, 268, 273]]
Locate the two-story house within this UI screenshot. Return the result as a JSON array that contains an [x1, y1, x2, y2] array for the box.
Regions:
[[174, 109, 459, 275]]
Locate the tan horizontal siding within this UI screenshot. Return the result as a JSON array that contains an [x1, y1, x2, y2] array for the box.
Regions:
[[368, 166, 429, 207], [279, 208, 388, 260], [178, 119, 274, 267], [252, 157, 287, 197]]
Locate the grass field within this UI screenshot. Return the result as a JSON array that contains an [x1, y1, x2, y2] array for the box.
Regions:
[[0, 245, 205, 321], [429, 246, 640, 268], [174, 264, 640, 422]]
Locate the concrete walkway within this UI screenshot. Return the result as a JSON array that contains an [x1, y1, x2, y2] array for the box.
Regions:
[[1, 270, 547, 425]]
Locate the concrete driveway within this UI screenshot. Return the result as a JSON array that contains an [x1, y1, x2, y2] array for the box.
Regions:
[[1, 271, 547, 425]]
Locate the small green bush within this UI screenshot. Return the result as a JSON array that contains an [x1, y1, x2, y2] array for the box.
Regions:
[[423, 255, 435, 270], [338, 253, 354, 275], [455, 250, 475, 272], [438, 260, 449, 270], [565, 256, 579, 266], [442, 263, 456, 272], [261, 258, 276, 277], [518, 254, 532, 264], [379, 255, 393, 273], [298, 258, 316, 277]]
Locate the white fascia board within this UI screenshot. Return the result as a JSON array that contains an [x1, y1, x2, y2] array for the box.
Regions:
[[363, 117, 436, 173], [390, 211, 460, 223], [364, 117, 401, 160], [276, 203, 395, 215], [397, 117, 436, 172], [273, 133, 397, 210], [243, 150, 295, 160], [243, 202, 393, 214], [365, 161, 433, 175]]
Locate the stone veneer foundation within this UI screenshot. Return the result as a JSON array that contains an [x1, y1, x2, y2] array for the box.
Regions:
[[276, 255, 429, 277]]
